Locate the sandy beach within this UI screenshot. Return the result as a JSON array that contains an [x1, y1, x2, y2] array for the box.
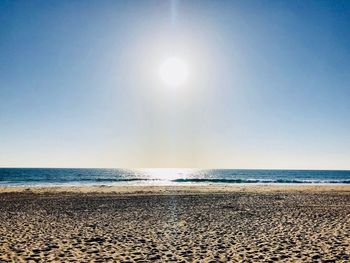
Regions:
[[0, 185, 349, 262]]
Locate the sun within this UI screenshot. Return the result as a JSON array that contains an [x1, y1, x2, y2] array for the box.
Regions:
[[159, 57, 189, 87]]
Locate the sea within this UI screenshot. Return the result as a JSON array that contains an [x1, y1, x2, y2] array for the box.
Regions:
[[0, 168, 349, 186]]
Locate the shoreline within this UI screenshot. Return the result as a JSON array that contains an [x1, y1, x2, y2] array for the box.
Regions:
[[1, 184, 350, 194]]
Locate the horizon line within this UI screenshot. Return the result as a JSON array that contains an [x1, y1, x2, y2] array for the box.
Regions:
[[0, 166, 349, 171]]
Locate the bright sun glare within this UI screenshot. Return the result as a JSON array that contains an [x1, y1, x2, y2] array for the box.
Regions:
[[159, 57, 189, 87]]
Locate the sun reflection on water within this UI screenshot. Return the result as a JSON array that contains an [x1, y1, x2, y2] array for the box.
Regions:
[[140, 168, 194, 181]]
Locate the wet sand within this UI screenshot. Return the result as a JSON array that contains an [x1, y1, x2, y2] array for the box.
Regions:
[[0, 185, 349, 262]]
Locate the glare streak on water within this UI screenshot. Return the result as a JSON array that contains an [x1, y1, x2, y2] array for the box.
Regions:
[[0, 168, 349, 186]]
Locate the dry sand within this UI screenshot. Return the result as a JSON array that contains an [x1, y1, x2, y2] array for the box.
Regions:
[[0, 185, 349, 262]]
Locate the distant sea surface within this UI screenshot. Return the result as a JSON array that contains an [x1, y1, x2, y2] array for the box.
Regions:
[[0, 168, 349, 186]]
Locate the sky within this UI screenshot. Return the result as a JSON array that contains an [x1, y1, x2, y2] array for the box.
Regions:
[[0, 0, 349, 169]]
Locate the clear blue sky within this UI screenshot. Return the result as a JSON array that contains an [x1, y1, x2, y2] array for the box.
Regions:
[[0, 0, 349, 169]]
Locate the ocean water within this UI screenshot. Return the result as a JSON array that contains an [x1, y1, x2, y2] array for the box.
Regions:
[[0, 168, 349, 186]]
